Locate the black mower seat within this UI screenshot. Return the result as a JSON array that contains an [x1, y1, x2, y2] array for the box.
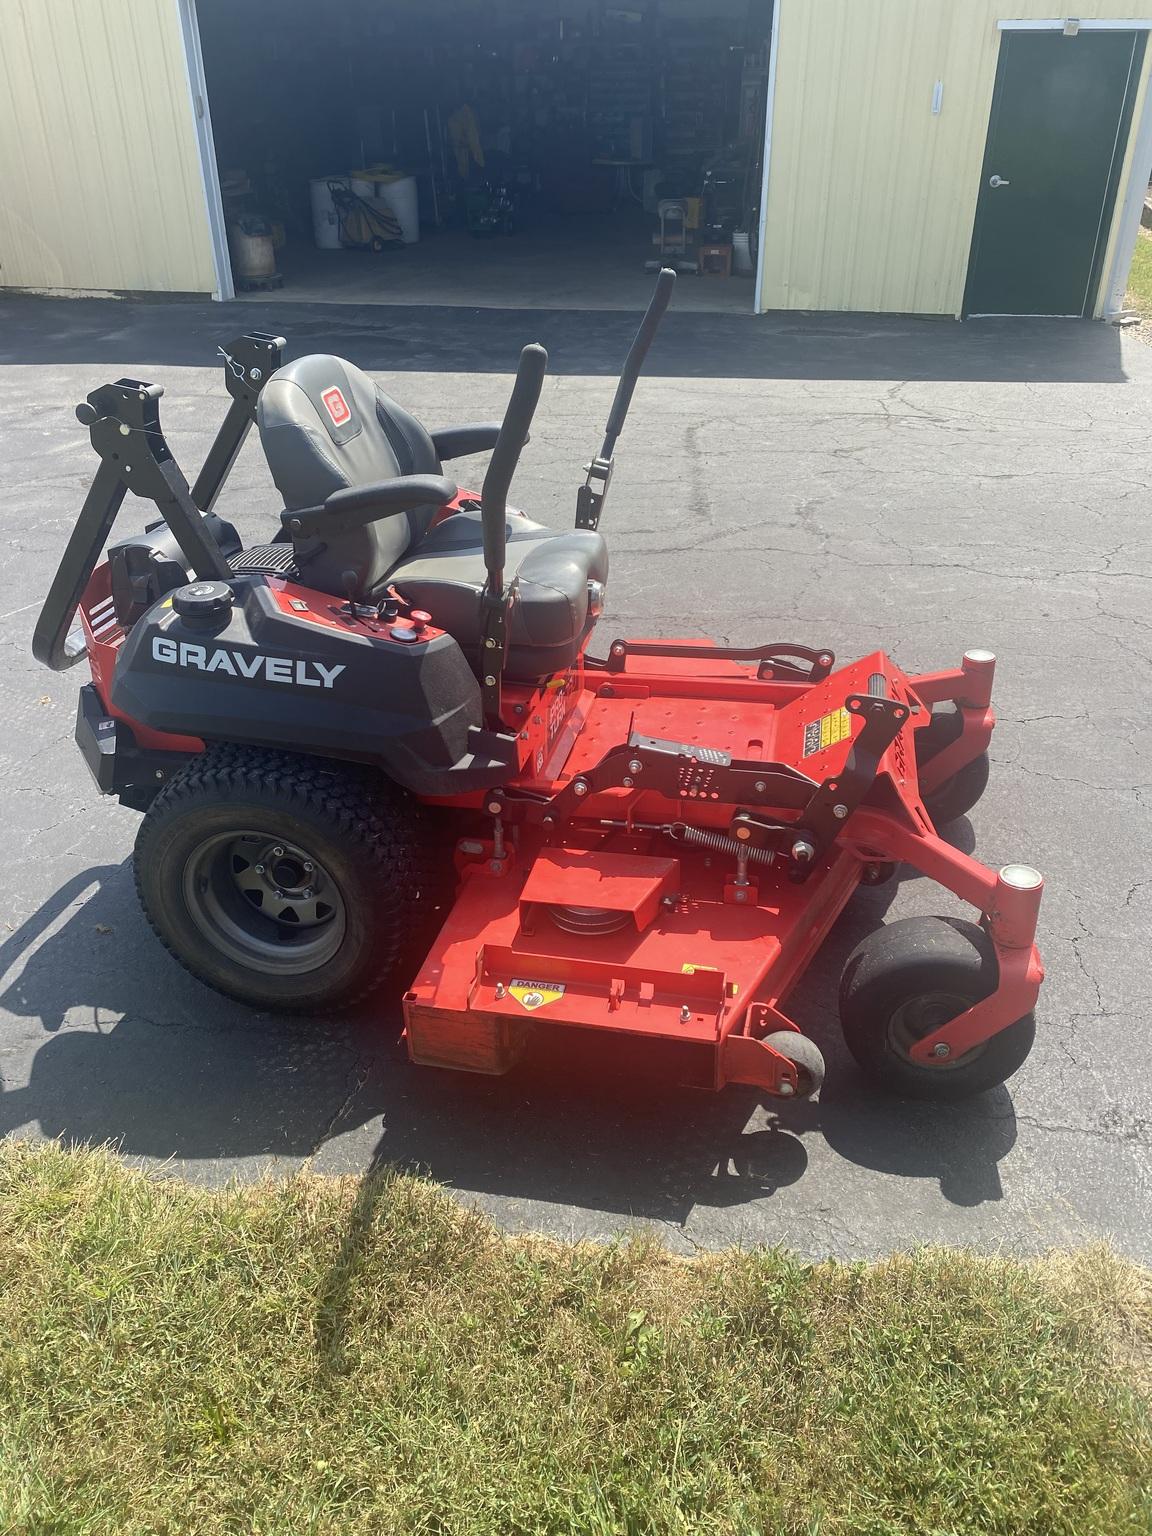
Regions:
[[389, 509, 606, 680], [253, 353, 606, 678]]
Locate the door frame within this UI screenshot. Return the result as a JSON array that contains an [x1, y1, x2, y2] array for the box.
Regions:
[[976, 17, 1152, 318], [753, 0, 782, 314], [174, 0, 234, 301]]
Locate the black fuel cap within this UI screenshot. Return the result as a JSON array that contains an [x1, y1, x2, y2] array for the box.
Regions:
[[173, 581, 235, 631]]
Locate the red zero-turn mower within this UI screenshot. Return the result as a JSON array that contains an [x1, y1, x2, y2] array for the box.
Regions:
[[33, 272, 1045, 1102]]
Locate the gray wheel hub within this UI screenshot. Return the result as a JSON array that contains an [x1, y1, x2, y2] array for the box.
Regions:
[[886, 989, 984, 1069], [182, 831, 346, 976]]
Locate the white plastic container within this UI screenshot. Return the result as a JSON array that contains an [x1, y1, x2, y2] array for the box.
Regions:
[[351, 172, 419, 243], [310, 176, 348, 250], [732, 230, 755, 276]]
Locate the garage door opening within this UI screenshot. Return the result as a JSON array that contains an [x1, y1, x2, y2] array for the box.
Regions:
[[193, 0, 773, 313]]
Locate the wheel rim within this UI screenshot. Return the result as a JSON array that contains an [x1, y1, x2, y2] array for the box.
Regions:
[[887, 989, 985, 1070], [181, 831, 346, 976]]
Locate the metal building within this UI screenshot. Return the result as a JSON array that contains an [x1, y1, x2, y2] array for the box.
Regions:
[[759, 1, 1152, 317], [1, 0, 1150, 319]]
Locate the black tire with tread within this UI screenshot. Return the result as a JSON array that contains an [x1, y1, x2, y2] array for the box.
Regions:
[[134, 745, 441, 1012], [838, 915, 1035, 1100]]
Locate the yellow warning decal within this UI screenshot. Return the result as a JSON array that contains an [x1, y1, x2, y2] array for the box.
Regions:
[[803, 706, 852, 757], [509, 978, 566, 1011]]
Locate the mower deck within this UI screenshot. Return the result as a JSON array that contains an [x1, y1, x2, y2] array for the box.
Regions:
[[405, 642, 1043, 1096], [404, 839, 861, 1092]]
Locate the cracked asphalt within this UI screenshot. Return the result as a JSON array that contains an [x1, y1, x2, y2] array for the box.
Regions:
[[1, 295, 1149, 1259]]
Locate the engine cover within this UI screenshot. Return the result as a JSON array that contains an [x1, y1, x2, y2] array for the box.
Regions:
[[109, 575, 516, 794]]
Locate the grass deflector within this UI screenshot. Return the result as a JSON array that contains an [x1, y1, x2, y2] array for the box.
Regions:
[[33, 272, 1044, 1101]]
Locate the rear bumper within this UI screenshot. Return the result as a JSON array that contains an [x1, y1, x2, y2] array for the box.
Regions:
[[76, 683, 122, 795], [75, 684, 192, 809]]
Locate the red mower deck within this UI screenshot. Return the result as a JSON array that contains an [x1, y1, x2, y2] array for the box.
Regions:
[[405, 645, 1043, 1095]]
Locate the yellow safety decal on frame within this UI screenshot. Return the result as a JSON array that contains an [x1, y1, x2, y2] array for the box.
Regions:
[[509, 978, 566, 1011], [803, 706, 852, 757]]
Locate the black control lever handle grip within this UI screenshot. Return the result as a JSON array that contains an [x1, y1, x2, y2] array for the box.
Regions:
[[481, 342, 548, 584], [602, 266, 676, 456]]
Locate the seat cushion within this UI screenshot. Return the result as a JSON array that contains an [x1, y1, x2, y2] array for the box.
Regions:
[[387, 510, 608, 679]]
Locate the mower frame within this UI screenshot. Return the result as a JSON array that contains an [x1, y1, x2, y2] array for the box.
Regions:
[[32, 274, 1045, 1103]]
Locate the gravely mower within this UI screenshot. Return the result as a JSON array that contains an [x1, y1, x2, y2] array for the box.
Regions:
[[34, 272, 1044, 1102]]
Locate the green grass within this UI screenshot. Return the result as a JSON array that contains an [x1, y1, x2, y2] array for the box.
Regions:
[[0, 1143, 1149, 1536], [1124, 224, 1152, 324]]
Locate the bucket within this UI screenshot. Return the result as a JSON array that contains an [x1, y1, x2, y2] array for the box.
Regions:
[[732, 230, 755, 276], [351, 169, 419, 243], [229, 221, 277, 279], [310, 175, 348, 250]]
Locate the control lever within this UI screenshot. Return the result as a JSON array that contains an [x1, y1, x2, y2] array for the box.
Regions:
[[478, 343, 549, 727], [576, 267, 676, 531], [339, 569, 378, 624]]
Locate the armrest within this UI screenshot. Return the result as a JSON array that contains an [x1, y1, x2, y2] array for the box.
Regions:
[[430, 423, 503, 461], [282, 474, 457, 539]]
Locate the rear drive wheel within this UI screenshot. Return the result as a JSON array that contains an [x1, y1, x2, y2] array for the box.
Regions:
[[134, 746, 440, 1011], [915, 701, 990, 826], [838, 916, 1034, 1100]]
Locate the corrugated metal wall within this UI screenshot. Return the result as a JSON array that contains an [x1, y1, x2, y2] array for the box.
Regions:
[[0, 0, 217, 294], [760, 0, 1152, 315]]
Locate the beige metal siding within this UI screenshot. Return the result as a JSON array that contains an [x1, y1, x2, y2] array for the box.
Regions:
[[760, 0, 1152, 315], [0, 0, 216, 293]]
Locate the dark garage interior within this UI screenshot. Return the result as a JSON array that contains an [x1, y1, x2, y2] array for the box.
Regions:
[[196, 0, 773, 310]]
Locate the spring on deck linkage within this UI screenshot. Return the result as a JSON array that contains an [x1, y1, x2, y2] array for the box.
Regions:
[[667, 824, 776, 865]]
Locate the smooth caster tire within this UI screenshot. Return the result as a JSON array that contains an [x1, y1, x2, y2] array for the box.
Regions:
[[762, 1030, 825, 1099], [838, 916, 1034, 1100], [915, 702, 990, 826]]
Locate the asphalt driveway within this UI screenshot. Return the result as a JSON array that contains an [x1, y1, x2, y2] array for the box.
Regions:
[[1, 295, 1149, 1260]]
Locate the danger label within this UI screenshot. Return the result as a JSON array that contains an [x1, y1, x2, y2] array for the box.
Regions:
[[803, 706, 852, 757], [321, 386, 351, 427], [508, 978, 566, 1011]]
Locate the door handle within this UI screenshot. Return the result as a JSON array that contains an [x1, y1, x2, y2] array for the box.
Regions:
[[989, 174, 1011, 188]]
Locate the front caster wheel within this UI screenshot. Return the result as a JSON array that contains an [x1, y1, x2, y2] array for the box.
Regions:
[[838, 916, 1034, 1100], [915, 702, 990, 826], [762, 1030, 825, 1099], [859, 860, 897, 887], [134, 746, 440, 1012]]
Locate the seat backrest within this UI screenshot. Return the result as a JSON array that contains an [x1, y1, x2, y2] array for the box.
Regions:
[[257, 353, 442, 597]]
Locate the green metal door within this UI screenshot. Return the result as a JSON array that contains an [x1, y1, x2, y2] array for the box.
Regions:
[[964, 29, 1145, 317]]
